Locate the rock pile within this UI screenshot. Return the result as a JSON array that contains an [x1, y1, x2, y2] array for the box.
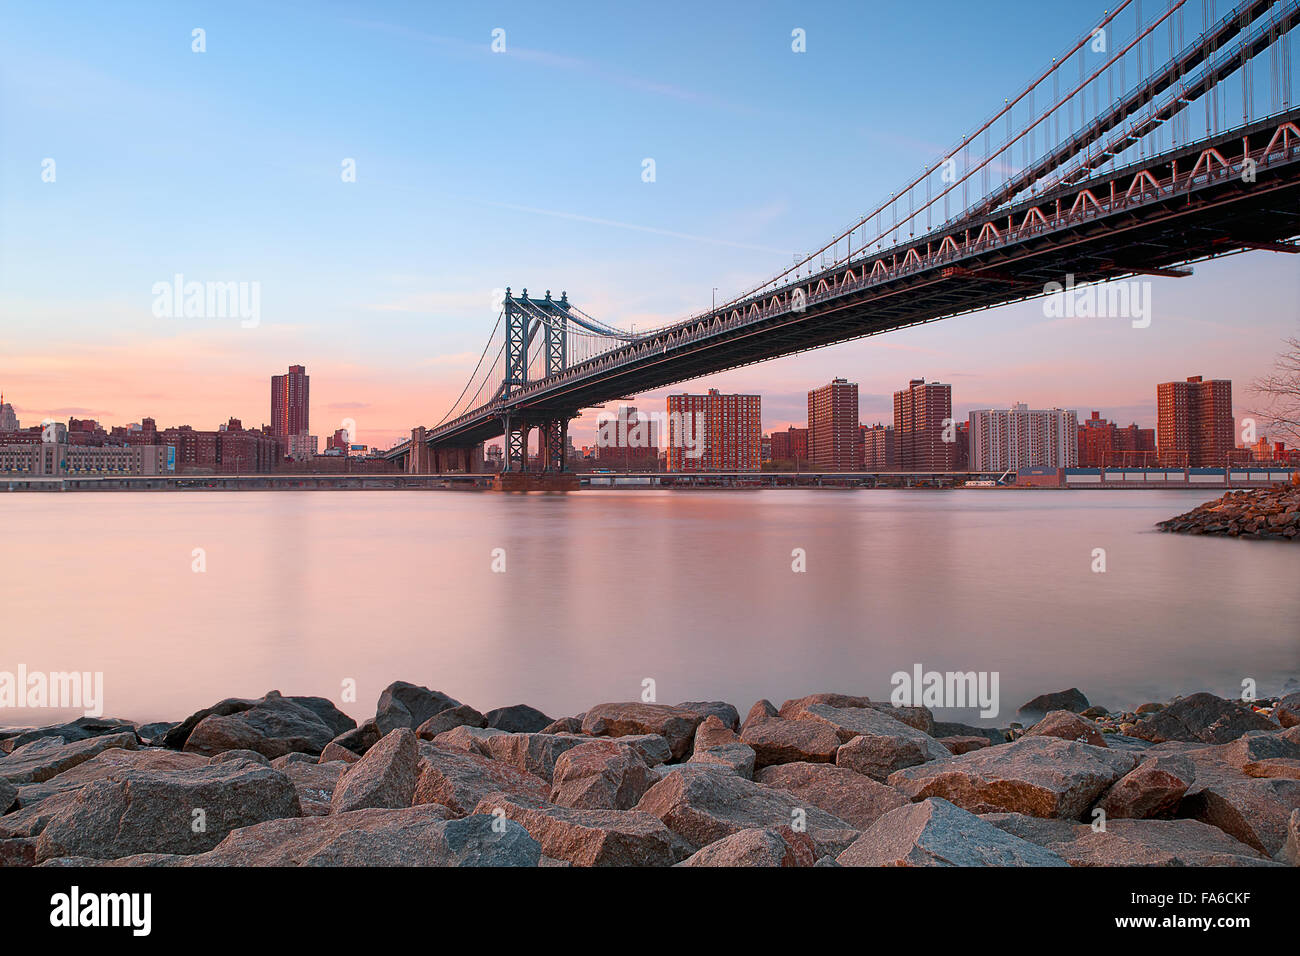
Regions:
[[1156, 485, 1300, 540], [2, 682, 1298, 867]]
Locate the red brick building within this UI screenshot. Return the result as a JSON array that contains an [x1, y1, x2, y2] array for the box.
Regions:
[[1157, 376, 1234, 467], [769, 426, 809, 465], [894, 378, 953, 471], [1077, 411, 1158, 467], [861, 423, 896, 470], [271, 364, 310, 440], [667, 388, 760, 472], [808, 378, 859, 471]]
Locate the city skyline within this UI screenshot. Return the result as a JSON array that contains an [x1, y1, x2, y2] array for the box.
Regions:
[[2, 2, 1296, 449]]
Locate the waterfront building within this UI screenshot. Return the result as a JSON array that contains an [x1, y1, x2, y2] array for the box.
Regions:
[[0, 393, 18, 432], [894, 378, 953, 471], [861, 423, 896, 470], [0, 441, 168, 476], [271, 364, 311, 453], [807, 378, 859, 471], [769, 426, 809, 465], [667, 388, 760, 472], [1157, 375, 1234, 467], [969, 404, 1078, 471]]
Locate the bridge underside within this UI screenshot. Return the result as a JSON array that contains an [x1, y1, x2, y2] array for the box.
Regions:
[[398, 114, 1300, 468]]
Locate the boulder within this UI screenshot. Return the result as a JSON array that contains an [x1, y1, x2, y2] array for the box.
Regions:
[[413, 742, 550, 816], [2, 717, 138, 749], [134, 722, 178, 745], [836, 798, 1068, 867], [756, 762, 908, 829], [939, 736, 991, 755], [415, 705, 488, 740], [0, 778, 15, 813], [482, 733, 592, 782], [1276, 692, 1300, 729], [690, 716, 757, 778], [0, 790, 81, 838], [375, 682, 462, 735], [693, 715, 739, 751], [0, 837, 35, 867], [280, 697, 355, 737], [331, 728, 419, 813], [1024, 710, 1107, 747], [931, 721, 1006, 747], [1218, 730, 1300, 779], [549, 739, 656, 810], [0, 732, 138, 786], [678, 827, 816, 867], [35, 759, 300, 861], [689, 743, 756, 779], [785, 702, 950, 761], [1097, 754, 1195, 819], [1017, 688, 1090, 721], [540, 717, 583, 735], [270, 753, 317, 768], [328, 719, 381, 757], [676, 701, 740, 731], [1178, 774, 1300, 857], [581, 703, 705, 761], [181, 693, 337, 758], [472, 792, 673, 867], [283, 760, 346, 816], [1130, 692, 1277, 744], [209, 749, 271, 766], [1281, 808, 1299, 865], [319, 742, 361, 765], [866, 703, 935, 735], [163, 691, 351, 750], [983, 813, 1277, 866], [739, 718, 841, 769], [887, 736, 1138, 819], [484, 705, 554, 734], [836, 733, 939, 782], [634, 765, 858, 856], [17, 749, 208, 806], [189, 807, 539, 866], [741, 699, 778, 733], [777, 693, 872, 719], [432, 726, 506, 756], [614, 734, 672, 768]]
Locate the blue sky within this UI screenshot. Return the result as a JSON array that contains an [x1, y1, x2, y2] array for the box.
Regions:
[[2, 0, 1296, 447]]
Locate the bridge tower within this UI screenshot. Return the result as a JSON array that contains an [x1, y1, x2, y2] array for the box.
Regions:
[[499, 287, 575, 476]]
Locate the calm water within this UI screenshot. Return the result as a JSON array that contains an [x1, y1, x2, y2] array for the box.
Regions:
[[1, 489, 1297, 729]]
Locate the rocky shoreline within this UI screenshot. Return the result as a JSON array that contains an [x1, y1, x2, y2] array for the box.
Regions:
[[1157, 484, 1300, 540], [2, 682, 1298, 867]]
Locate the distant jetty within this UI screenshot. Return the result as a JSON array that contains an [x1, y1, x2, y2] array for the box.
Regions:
[[1157, 484, 1300, 541]]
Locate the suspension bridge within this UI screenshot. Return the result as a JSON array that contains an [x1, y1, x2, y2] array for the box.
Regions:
[[386, 0, 1300, 485]]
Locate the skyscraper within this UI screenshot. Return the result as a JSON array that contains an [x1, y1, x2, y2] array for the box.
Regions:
[[667, 388, 761, 472], [894, 378, 953, 471], [271, 365, 310, 440], [807, 378, 859, 471], [1157, 375, 1233, 467]]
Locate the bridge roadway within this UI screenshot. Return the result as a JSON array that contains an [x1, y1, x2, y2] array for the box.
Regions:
[[387, 113, 1300, 465]]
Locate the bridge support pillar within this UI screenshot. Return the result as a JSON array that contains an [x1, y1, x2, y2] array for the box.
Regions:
[[502, 414, 530, 473], [540, 417, 569, 473], [408, 427, 432, 474]]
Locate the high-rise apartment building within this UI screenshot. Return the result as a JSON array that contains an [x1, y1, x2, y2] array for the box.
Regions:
[[893, 378, 953, 471], [968, 404, 1078, 470], [1156, 375, 1234, 467], [667, 388, 760, 472], [807, 378, 859, 471], [861, 423, 896, 470], [271, 364, 310, 440], [1077, 411, 1158, 467]]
